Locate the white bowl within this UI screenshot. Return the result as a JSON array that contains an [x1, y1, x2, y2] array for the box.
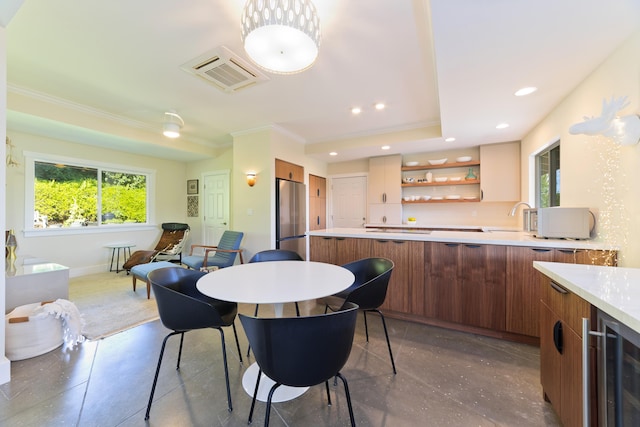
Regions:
[[431, 196, 443, 200], [449, 177, 462, 182], [421, 195, 432, 201], [446, 195, 461, 200], [404, 161, 419, 167], [407, 220, 417, 225], [456, 156, 472, 162], [434, 177, 448, 182], [403, 196, 412, 201], [428, 158, 447, 165]]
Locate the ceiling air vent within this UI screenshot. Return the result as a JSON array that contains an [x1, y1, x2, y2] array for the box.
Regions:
[[181, 46, 268, 93]]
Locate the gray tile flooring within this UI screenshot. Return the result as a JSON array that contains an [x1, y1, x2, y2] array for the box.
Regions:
[[1, 302, 562, 426]]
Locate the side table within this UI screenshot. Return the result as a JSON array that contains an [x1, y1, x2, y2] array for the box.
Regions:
[[105, 243, 135, 273]]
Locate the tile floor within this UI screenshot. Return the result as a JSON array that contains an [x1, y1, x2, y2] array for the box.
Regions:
[[1, 302, 562, 426]]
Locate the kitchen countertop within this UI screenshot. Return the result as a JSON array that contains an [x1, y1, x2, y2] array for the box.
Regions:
[[309, 227, 616, 250], [533, 261, 640, 334]]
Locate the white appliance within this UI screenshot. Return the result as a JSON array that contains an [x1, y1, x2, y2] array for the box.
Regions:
[[529, 207, 592, 239]]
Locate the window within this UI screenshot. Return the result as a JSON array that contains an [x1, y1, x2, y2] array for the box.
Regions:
[[25, 153, 154, 232], [536, 142, 560, 208]]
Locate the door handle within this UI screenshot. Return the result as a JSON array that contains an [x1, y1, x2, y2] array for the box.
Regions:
[[553, 320, 563, 354]]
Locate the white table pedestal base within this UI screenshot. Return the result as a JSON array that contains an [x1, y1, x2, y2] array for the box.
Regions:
[[242, 363, 309, 403]]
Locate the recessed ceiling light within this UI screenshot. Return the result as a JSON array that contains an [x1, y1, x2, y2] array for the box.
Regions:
[[375, 103, 385, 110], [351, 107, 362, 114], [445, 137, 456, 142], [381, 145, 390, 150], [496, 123, 509, 129], [329, 152, 338, 156], [515, 87, 538, 96]]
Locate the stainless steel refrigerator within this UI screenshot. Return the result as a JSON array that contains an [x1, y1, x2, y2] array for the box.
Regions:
[[276, 178, 306, 259]]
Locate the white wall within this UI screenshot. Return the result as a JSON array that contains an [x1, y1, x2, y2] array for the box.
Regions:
[[5, 130, 188, 276], [1, 20, 11, 386], [521, 30, 640, 266]]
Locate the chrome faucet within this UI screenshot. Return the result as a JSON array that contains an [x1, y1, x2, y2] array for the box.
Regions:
[[508, 201, 531, 216]]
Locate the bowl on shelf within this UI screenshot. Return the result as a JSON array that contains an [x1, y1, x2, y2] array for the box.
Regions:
[[407, 220, 417, 225], [431, 196, 443, 200], [449, 177, 462, 182], [421, 195, 432, 201], [456, 156, 472, 162], [403, 196, 412, 201], [463, 196, 477, 200], [404, 161, 419, 167], [445, 195, 461, 200], [434, 177, 448, 182], [428, 158, 447, 165]]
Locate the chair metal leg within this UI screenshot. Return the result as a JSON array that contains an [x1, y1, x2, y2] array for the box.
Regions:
[[145, 331, 180, 420], [372, 309, 396, 374], [176, 332, 186, 369], [363, 311, 369, 342], [216, 327, 233, 412], [248, 368, 263, 424], [231, 321, 243, 363], [325, 380, 332, 405], [265, 383, 282, 427], [336, 372, 356, 427]]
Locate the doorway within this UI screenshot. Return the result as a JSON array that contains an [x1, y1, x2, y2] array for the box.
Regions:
[[202, 170, 230, 245]]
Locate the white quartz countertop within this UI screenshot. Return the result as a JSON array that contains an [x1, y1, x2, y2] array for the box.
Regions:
[[533, 261, 640, 334], [308, 228, 615, 250]]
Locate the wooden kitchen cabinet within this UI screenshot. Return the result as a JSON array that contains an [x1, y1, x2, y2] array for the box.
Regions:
[[425, 242, 505, 329], [506, 247, 616, 338], [480, 142, 520, 202], [309, 236, 370, 266], [308, 174, 326, 231], [368, 155, 402, 224], [539, 276, 596, 427], [370, 238, 424, 315], [275, 158, 304, 183]]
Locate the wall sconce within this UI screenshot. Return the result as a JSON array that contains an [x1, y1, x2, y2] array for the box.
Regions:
[[246, 172, 256, 187]]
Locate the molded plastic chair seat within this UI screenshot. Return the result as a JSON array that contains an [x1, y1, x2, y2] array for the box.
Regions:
[[240, 302, 359, 427], [144, 267, 243, 420], [322, 257, 397, 374], [182, 230, 244, 270]]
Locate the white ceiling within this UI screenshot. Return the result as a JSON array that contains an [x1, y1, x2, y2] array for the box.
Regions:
[[5, 0, 640, 163]]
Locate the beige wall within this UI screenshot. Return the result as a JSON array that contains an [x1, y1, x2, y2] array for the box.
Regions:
[[521, 31, 640, 266], [1, 21, 10, 385], [5, 130, 188, 275]]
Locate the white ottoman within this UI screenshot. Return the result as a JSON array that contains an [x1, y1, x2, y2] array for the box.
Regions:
[[5, 302, 64, 361]]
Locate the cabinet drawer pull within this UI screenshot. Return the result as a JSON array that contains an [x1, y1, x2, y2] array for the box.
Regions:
[[445, 243, 459, 247], [392, 241, 405, 244], [322, 237, 332, 240], [553, 320, 563, 354], [533, 248, 552, 253], [549, 281, 569, 294], [376, 240, 389, 243], [465, 244, 481, 249], [335, 237, 346, 241]]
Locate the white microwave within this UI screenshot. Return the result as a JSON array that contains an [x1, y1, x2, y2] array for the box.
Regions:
[[529, 207, 593, 239]]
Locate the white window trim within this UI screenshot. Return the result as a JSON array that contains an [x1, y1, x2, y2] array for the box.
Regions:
[[23, 151, 156, 237]]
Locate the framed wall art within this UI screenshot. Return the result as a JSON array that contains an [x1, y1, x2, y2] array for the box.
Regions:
[[187, 179, 199, 195], [187, 196, 198, 217]]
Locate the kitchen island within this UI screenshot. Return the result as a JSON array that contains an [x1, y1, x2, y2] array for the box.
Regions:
[[532, 262, 640, 426], [309, 228, 616, 344]]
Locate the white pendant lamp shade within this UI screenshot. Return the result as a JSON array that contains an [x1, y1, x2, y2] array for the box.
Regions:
[[241, 0, 321, 74], [163, 111, 184, 138]]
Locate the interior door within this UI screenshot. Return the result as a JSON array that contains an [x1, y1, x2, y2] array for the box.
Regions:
[[331, 176, 367, 228], [203, 171, 230, 245]]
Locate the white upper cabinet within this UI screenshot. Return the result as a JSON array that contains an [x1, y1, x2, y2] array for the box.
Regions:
[[368, 155, 402, 204], [480, 142, 520, 202]]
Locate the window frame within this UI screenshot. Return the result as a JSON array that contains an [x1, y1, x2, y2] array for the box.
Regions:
[[535, 140, 561, 208], [24, 151, 156, 237]]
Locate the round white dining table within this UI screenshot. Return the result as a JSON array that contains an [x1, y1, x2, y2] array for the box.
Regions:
[[196, 260, 355, 402]]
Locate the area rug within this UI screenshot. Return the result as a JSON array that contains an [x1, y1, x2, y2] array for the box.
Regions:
[[68, 271, 159, 340]]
